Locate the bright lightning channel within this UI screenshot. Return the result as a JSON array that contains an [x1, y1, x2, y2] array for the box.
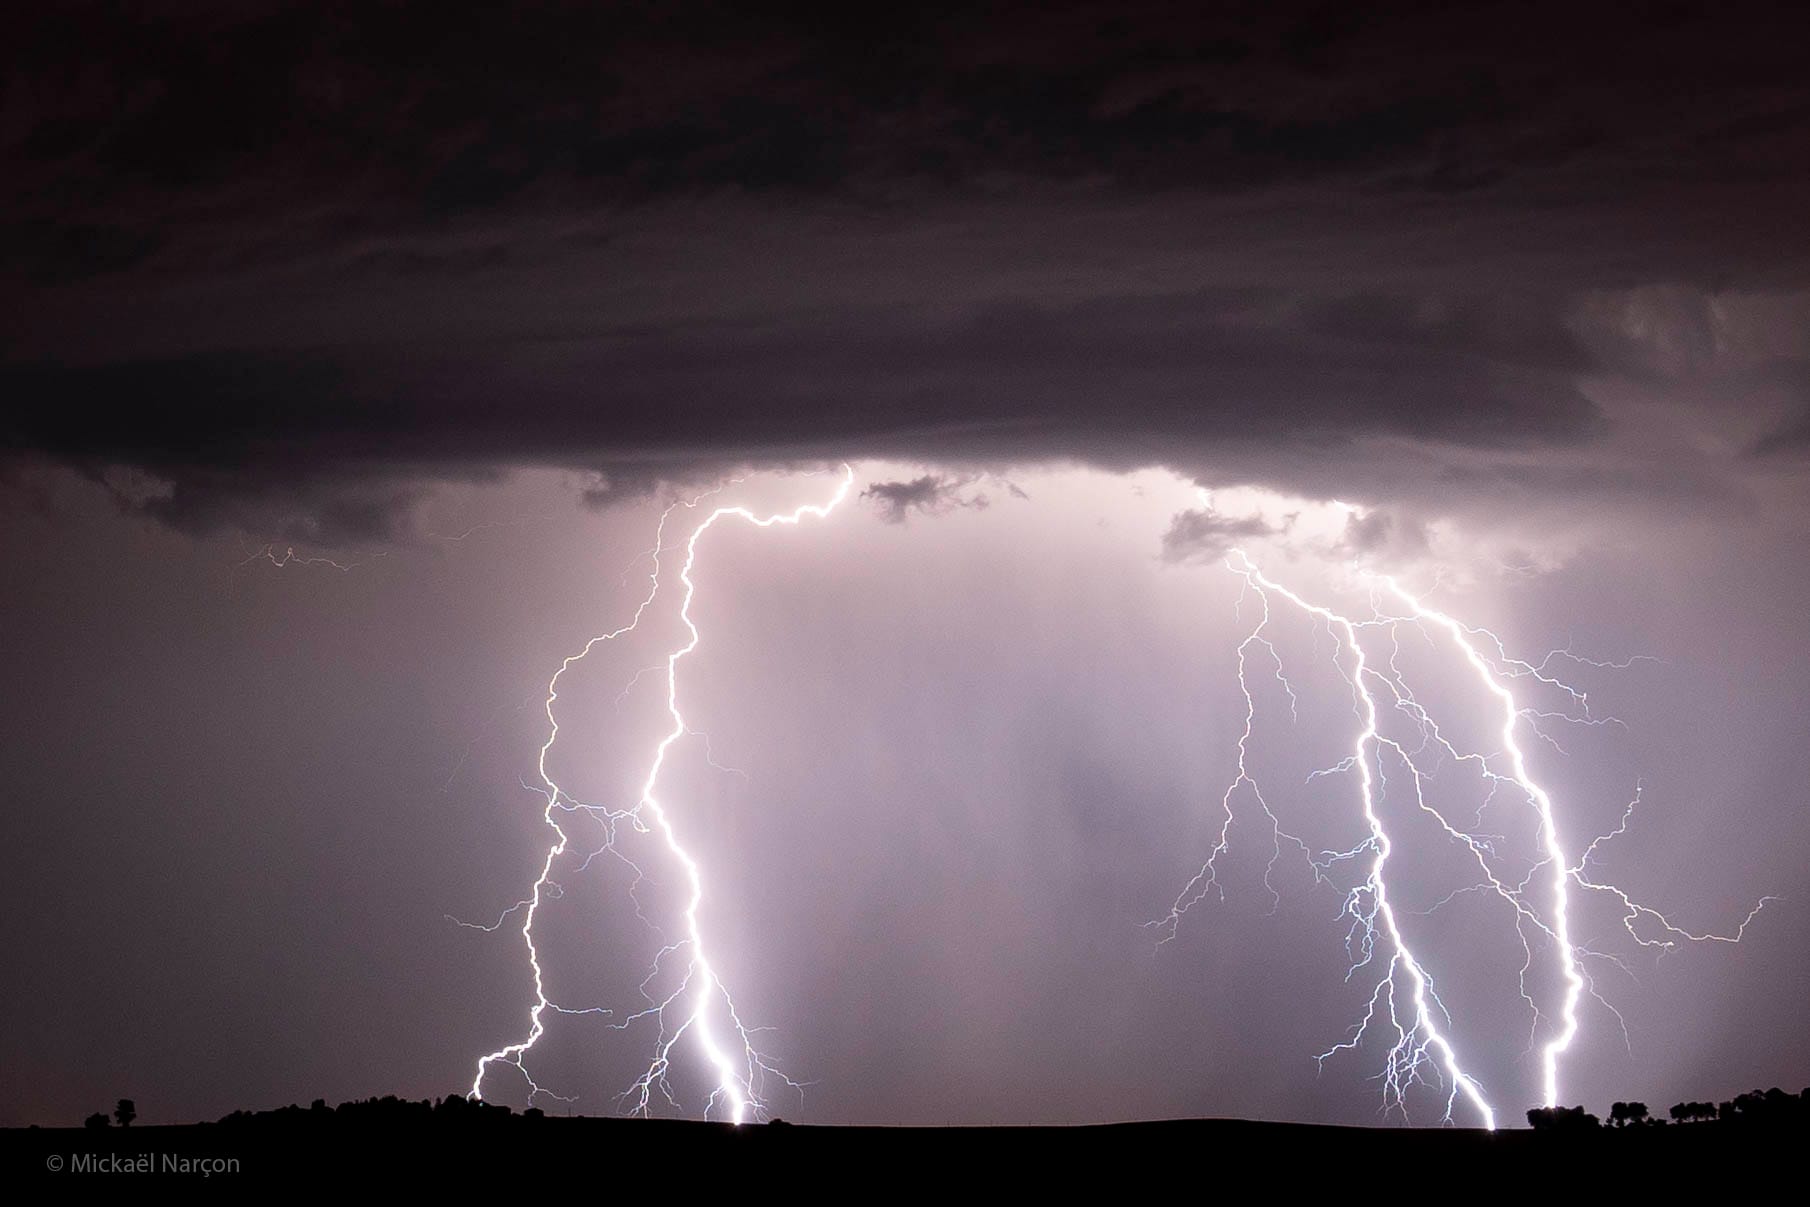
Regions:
[[470, 466, 854, 1123], [1158, 547, 1771, 1129]]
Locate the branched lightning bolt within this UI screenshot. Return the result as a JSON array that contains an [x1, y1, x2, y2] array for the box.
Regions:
[[469, 467, 853, 1122], [1153, 577, 1311, 925], [236, 541, 386, 572], [1158, 548, 1772, 1128], [458, 468, 1766, 1128]]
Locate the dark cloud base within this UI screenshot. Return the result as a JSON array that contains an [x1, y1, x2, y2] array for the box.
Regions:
[[4, 1, 1808, 536], [2, 289, 1605, 537]]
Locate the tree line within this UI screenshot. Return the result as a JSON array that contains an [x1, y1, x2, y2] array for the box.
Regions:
[[1529, 1087, 1809, 1132], [79, 1093, 540, 1130], [78, 1085, 1810, 1131]]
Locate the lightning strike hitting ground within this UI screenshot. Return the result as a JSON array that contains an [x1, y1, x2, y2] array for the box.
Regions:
[[462, 470, 1767, 1129], [469, 467, 854, 1122], [1157, 549, 1772, 1128]]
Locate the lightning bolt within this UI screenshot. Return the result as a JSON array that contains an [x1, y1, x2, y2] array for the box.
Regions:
[[469, 466, 854, 1122], [1159, 548, 1772, 1128], [462, 466, 1765, 1129], [236, 541, 385, 572]]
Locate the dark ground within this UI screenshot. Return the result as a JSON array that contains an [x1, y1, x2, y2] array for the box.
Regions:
[[4, 1109, 1795, 1193]]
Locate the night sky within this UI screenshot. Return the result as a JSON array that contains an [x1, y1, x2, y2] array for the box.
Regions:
[[4, 2, 1809, 1128]]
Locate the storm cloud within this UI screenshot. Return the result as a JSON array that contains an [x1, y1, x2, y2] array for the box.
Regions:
[[4, 1, 1809, 538]]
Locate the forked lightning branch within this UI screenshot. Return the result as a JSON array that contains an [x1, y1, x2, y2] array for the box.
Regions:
[[465, 469, 1768, 1127]]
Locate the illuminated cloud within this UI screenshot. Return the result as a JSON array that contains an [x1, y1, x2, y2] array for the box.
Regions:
[[1160, 508, 1283, 563]]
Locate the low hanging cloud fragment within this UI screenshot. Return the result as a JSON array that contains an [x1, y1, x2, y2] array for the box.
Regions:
[[1160, 508, 1284, 564], [1336, 508, 1430, 559], [861, 474, 991, 524]]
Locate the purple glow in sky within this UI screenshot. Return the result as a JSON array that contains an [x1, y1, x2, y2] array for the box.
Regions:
[[1, 454, 1805, 1127]]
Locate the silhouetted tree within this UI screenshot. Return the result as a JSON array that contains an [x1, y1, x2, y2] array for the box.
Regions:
[[1713, 1087, 1806, 1126], [114, 1098, 136, 1128], [1607, 1100, 1651, 1127], [1726, 1091, 1759, 1121], [1528, 1105, 1599, 1132], [84, 1111, 110, 1129]]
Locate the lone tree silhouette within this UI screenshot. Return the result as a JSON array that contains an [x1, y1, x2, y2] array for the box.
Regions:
[[115, 1098, 136, 1128]]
